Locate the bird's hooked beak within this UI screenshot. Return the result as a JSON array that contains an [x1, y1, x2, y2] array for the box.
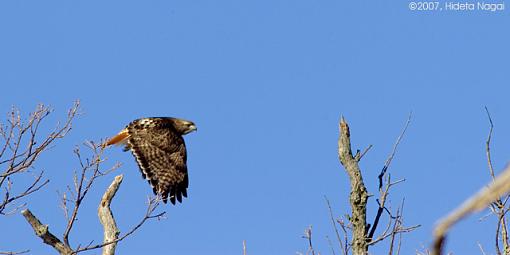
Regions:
[[186, 124, 197, 134]]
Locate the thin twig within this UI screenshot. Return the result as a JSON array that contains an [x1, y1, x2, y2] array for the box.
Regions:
[[325, 236, 336, 255], [396, 227, 403, 255], [75, 196, 165, 254], [388, 200, 405, 255], [377, 112, 411, 191], [368, 114, 411, 242], [484, 107, 510, 254], [337, 218, 350, 255], [302, 226, 316, 255], [0, 250, 29, 255], [325, 196, 346, 255], [355, 144, 373, 162], [63, 144, 118, 247], [478, 242, 487, 255], [20, 137, 163, 254], [1, 102, 79, 216], [484, 106, 496, 180]]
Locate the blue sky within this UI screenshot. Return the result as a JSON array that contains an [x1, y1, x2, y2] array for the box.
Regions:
[[1, 1, 509, 254]]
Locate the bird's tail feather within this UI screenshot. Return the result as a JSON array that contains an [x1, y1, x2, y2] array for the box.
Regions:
[[104, 128, 129, 148]]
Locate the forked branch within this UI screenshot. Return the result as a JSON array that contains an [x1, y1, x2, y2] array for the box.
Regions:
[[334, 115, 416, 255], [483, 107, 510, 255], [367, 113, 412, 243], [22, 142, 165, 255]]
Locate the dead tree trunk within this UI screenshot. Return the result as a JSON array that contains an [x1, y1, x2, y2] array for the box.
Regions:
[[337, 117, 369, 254]]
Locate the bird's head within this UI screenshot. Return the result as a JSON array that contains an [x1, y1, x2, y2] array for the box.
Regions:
[[171, 118, 197, 135]]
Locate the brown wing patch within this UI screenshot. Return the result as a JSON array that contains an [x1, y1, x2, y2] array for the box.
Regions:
[[126, 118, 189, 204]]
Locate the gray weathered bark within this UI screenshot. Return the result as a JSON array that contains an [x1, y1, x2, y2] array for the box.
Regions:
[[98, 175, 123, 255], [21, 175, 125, 255], [337, 117, 368, 254], [21, 209, 73, 255]]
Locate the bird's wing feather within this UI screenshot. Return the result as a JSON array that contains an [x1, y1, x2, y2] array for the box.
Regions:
[[126, 118, 188, 204]]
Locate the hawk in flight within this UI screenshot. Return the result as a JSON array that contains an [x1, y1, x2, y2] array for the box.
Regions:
[[105, 117, 196, 204]]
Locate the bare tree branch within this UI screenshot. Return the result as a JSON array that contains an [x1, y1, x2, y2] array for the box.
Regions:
[[367, 198, 420, 247], [22, 185, 164, 255], [0, 102, 79, 216], [21, 209, 73, 255], [74, 196, 165, 254], [360, 113, 413, 250], [484, 106, 496, 181], [432, 164, 510, 255], [337, 116, 369, 254], [387, 199, 420, 254], [376, 112, 411, 190], [21, 139, 164, 255], [478, 242, 488, 255], [332, 114, 418, 255], [98, 175, 123, 255], [336, 218, 350, 255], [355, 145, 373, 162], [367, 174, 405, 242], [431, 108, 510, 255], [325, 235, 336, 255], [1, 102, 79, 254], [481, 107, 510, 255], [0, 250, 29, 255], [62, 143, 117, 247], [302, 226, 316, 255], [325, 196, 347, 255]]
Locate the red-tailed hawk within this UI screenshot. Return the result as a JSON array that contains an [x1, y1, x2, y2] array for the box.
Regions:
[[105, 117, 196, 204]]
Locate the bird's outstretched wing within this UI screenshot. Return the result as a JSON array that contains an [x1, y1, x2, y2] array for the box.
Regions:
[[125, 118, 189, 204]]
